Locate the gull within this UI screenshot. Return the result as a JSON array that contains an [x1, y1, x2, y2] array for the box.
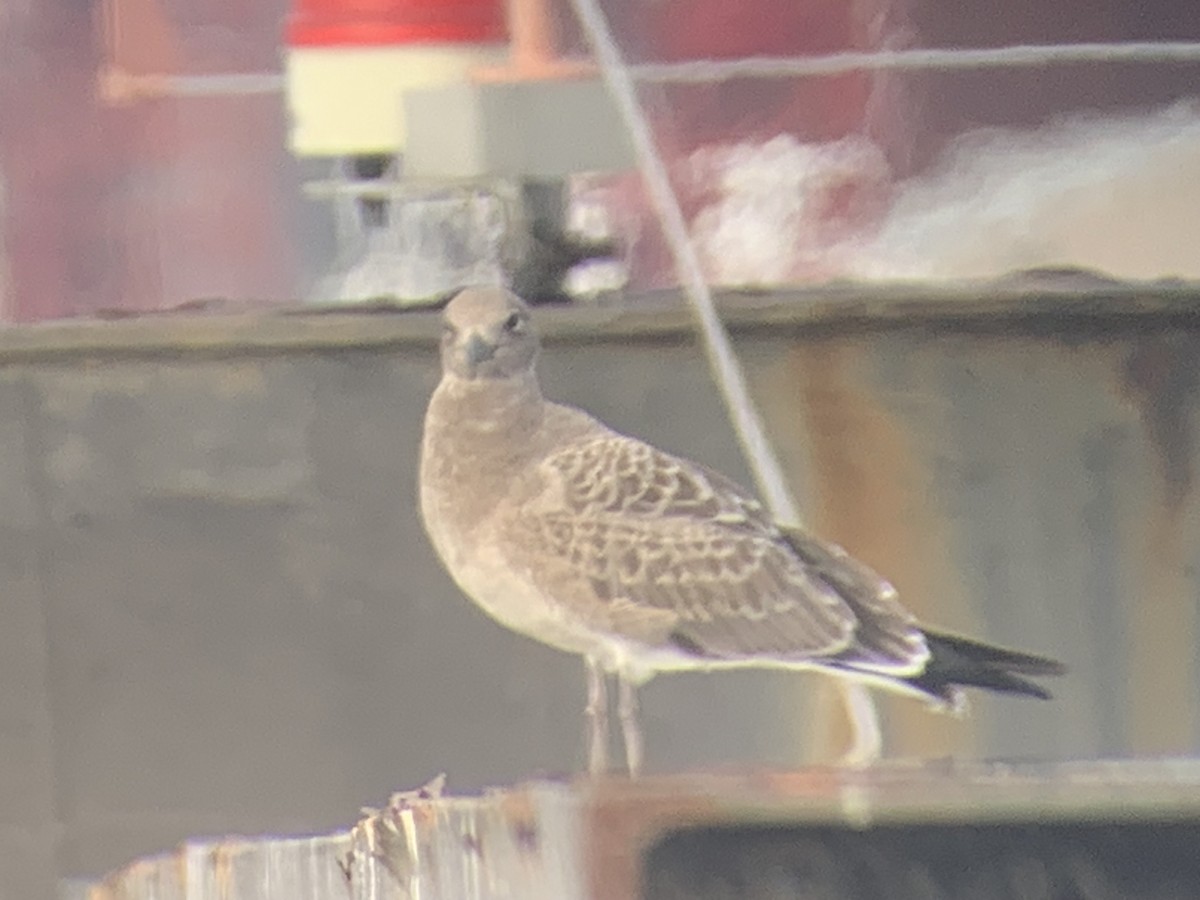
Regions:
[[419, 286, 1064, 775]]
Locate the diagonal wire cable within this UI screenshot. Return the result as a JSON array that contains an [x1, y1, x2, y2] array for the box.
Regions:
[[566, 0, 882, 763], [565, 0, 801, 526]]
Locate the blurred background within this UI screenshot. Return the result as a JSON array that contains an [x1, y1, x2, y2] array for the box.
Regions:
[[1, 0, 1199, 896]]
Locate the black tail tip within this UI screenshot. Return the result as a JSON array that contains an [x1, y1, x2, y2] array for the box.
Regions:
[[914, 628, 1065, 703]]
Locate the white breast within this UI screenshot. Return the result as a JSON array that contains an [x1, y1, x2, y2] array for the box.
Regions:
[[426, 502, 608, 659]]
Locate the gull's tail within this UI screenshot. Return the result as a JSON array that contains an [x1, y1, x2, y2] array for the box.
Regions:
[[776, 525, 1065, 707], [899, 629, 1066, 705]]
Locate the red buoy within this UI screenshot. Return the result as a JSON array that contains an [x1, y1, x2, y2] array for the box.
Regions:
[[286, 0, 508, 48]]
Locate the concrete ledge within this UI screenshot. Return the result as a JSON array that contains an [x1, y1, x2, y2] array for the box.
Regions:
[[1, 281, 1198, 365]]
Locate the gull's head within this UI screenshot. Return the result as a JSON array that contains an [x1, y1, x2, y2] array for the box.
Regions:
[[440, 287, 538, 381]]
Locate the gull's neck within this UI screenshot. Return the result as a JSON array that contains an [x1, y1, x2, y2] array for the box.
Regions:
[[427, 370, 548, 481], [433, 369, 544, 435], [422, 368, 547, 531]]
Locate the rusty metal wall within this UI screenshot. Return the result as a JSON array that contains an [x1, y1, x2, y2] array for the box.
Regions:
[[0, 287, 1197, 894], [748, 322, 1200, 761]]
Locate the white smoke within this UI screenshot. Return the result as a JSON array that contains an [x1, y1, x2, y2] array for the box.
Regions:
[[852, 101, 1200, 281], [688, 102, 1200, 286], [688, 134, 891, 286]]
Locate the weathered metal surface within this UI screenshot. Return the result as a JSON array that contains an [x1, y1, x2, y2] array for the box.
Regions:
[[0, 279, 1196, 362], [0, 283, 1198, 892], [88, 781, 586, 900], [89, 760, 1200, 899], [591, 759, 1200, 900], [89, 833, 351, 900]]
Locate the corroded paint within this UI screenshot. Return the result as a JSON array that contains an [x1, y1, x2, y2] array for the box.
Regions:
[[787, 339, 975, 761], [1119, 335, 1200, 755]]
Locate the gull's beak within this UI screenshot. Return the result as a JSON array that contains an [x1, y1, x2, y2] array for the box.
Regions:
[[464, 333, 497, 366]]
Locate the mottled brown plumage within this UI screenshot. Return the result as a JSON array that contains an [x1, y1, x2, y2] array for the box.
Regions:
[[419, 286, 1063, 774]]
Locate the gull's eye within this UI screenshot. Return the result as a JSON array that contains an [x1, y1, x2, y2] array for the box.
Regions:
[[503, 312, 524, 333], [441, 323, 456, 341]]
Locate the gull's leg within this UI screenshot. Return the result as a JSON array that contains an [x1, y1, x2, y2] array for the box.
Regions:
[[838, 681, 882, 766], [617, 674, 643, 778], [585, 657, 609, 776]]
